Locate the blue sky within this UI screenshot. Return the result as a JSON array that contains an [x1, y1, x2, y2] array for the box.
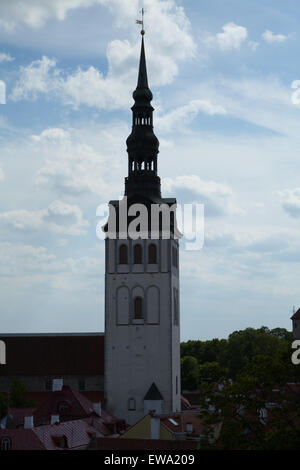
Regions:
[[0, 0, 300, 340]]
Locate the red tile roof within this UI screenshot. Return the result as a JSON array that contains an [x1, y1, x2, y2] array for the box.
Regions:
[[0, 333, 104, 376], [6, 408, 36, 429], [33, 419, 98, 450], [0, 429, 45, 450], [5, 387, 127, 437], [88, 437, 199, 450], [32, 386, 101, 425]]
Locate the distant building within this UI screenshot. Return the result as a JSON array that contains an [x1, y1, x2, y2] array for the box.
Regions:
[[291, 308, 300, 339], [0, 333, 104, 393], [0, 384, 126, 450], [119, 409, 221, 443]]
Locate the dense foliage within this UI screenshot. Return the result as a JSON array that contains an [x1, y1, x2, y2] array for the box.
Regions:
[[181, 326, 300, 450], [181, 326, 296, 389], [8, 377, 35, 408]]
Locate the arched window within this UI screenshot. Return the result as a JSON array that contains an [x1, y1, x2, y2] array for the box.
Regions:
[[134, 244, 142, 264], [128, 398, 136, 411], [119, 245, 128, 264], [134, 296, 143, 319], [148, 244, 157, 264], [1, 437, 11, 451]]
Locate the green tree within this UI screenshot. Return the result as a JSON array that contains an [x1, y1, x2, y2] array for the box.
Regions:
[[181, 356, 199, 391], [198, 361, 225, 383], [9, 377, 29, 408], [199, 354, 300, 450]]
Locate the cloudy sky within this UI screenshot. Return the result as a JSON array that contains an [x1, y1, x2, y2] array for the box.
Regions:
[[0, 0, 300, 340]]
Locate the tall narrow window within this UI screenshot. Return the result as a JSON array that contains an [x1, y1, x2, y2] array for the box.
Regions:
[[119, 245, 128, 264], [173, 288, 179, 326], [134, 244, 142, 264], [148, 244, 157, 264], [128, 398, 136, 410], [134, 296, 143, 319]]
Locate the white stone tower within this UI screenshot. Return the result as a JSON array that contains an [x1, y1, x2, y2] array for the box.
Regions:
[[104, 31, 181, 425]]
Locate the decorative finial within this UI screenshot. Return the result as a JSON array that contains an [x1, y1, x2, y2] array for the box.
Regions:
[[136, 7, 146, 35]]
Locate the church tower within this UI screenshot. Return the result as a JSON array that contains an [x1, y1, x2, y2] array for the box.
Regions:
[[104, 31, 181, 425]]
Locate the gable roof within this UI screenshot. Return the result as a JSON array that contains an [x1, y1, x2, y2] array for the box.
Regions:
[[291, 308, 300, 320], [144, 382, 163, 400], [33, 386, 97, 425]]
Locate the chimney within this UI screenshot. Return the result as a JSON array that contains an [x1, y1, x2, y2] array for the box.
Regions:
[[186, 422, 193, 433], [52, 378, 63, 391], [24, 416, 34, 429], [51, 414, 60, 425], [150, 416, 160, 440], [93, 402, 101, 416]]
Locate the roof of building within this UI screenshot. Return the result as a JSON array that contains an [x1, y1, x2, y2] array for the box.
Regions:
[[291, 308, 300, 320], [144, 382, 163, 400], [33, 419, 99, 450], [32, 385, 95, 425], [0, 333, 104, 376], [5, 387, 126, 435], [6, 408, 37, 429], [181, 391, 202, 407], [158, 411, 206, 437], [0, 429, 45, 450], [0, 418, 110, 450], [88, 437, 199, 450]]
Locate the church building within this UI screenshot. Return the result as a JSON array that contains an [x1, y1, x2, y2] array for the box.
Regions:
[[104, 30, 181, 425]]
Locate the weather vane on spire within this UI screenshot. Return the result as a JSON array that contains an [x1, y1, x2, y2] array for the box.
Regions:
[[136, 7, 145, 35]]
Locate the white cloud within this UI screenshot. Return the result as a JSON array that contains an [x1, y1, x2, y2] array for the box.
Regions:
[[9, 0, 196, 108], [156, 99, 227, 133], [10, 48, 177, 109], [0, 167, 4, 182], [0, 0, 100, 31], [0, 52, 14, 62], [33, 125, 124, 197], [205, 22, 248, 51], [278, 188, 300, 218], [0, 242, 101, 287], [10, 56, 58, 101], [248, 41, 259, 52], [0, 200, 89, 235], [162, 175, 242, 217], [262, 30, 288, 44]]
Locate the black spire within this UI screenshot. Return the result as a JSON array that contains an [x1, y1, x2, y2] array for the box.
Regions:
[[125, 33, 161, 201], [136, 36, 149, 89]]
